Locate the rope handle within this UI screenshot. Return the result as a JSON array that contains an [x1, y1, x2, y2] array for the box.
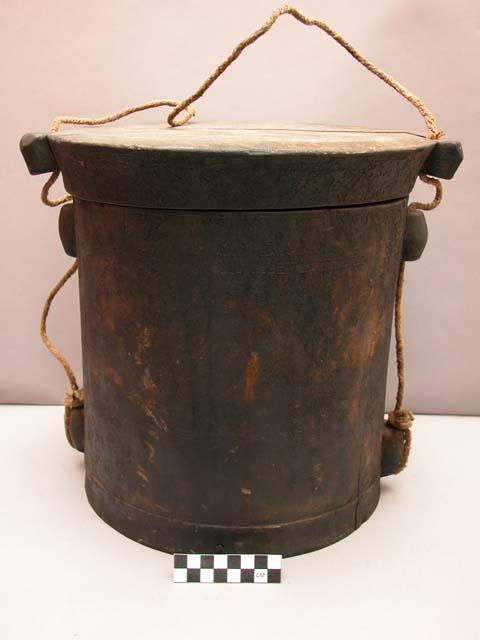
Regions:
[[38, 5, 446, 470], [167, 5, 443, 139], [46, 5, 443, 141], [42, 4, 444, 208]]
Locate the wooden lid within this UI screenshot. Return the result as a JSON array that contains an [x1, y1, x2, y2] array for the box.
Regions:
[[48, 122, 439, 210], [50, 122, 435, 153]]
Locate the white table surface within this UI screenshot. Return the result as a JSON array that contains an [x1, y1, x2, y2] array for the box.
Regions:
[[1, 406, 479, 640]]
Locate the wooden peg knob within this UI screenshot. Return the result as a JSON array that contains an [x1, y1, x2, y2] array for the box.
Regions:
[[19, 132, 59, 175], [58, 203, 77, 257], [402, 210, 428, 261], [65, 406, 85, 453], [421, 139, 463, 179], [381, 424, 406, 476]]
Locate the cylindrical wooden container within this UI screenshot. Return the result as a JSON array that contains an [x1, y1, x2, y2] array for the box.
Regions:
[[21, 123, 462, 556]]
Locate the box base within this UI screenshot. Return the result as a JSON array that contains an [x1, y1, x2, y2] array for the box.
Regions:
[[85, 475, 380, 558]]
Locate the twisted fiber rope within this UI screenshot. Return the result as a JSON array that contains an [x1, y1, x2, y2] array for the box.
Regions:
[[41, 100, 195, 207], [167, 5, 443, 139], [40, 101, 196, 407], [41, 4, 443, 208], [39, 6, 444, 470], [387, 175, 443, 472], [40, 259, 81, 407]]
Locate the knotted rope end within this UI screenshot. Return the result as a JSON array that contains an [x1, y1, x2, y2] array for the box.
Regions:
[[429, 128, 445, 140], [386, 408, 414, 431], [64, 388, 85, 452], [64, 387, 84, 409]]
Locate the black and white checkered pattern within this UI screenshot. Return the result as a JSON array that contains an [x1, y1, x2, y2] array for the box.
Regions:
[[173, 554, 282, 583]]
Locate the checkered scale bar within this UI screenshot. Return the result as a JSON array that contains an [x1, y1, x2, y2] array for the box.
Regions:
[[173, 554, 282, 583]]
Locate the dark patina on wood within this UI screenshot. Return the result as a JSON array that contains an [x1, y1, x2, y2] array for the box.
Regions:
[[65, 406, 85, 452], [76, 198, 404, 555], [401, 210, 428, 261], [44, 123, 456, 210], [420, 139, 463, 179], [20, 122, 463, 556], [20, 132, 59, 175], [381, 425, 406, 477], [58, 204, 77, 257]]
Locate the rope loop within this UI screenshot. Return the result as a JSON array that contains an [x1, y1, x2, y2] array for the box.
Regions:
[[408, 174, 443, 212], [168, 105, 198, 128], [41, 170, 73, 208], [50, 100, 195, 133]]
